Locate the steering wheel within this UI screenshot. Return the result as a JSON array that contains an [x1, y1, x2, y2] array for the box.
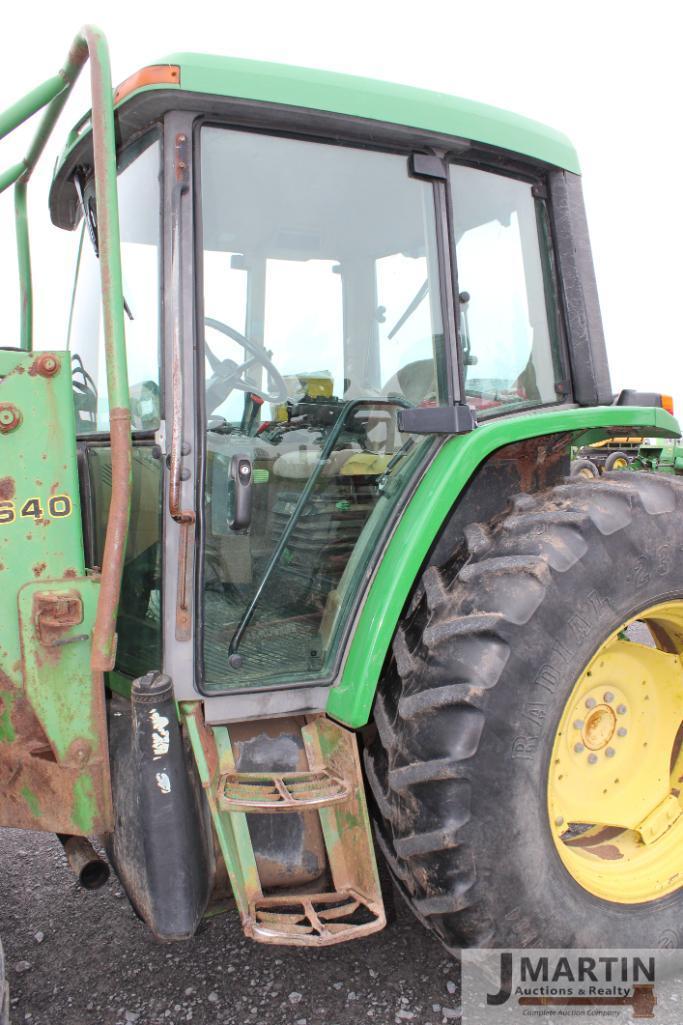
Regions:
[[204, 317, 288, 411]]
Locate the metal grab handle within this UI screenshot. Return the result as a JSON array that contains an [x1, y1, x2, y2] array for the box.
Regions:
[[168, 148, 194, 526], [0, 26, 133, 671], [228, 455, 253, 531]]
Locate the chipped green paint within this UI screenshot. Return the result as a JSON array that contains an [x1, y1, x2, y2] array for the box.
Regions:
[[20, 786, 42, 818], [18, 579, 101, 763], [72, 774, 96, 833], [0, 698, 15, 743], [0, 350, 111, 835], [183, 708, 260, 919]]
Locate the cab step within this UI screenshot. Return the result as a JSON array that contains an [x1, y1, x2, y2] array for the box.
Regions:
[[218, 768, 350, 812], [249, 890, 384, 946], [183, 708, 386, 947]]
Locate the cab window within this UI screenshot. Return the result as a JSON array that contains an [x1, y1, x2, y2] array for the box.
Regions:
[[68, 134, 162, 433], [450, 164, 564, 415]]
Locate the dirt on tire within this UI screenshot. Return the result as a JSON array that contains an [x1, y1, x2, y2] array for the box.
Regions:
[[365, 471, 683, 950]]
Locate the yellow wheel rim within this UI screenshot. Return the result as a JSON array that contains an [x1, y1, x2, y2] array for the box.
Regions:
[[547, 601, 683, 903], [612, 457, 629, 470]]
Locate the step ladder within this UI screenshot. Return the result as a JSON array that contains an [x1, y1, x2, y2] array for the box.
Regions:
[[183, 708, 386, 946]]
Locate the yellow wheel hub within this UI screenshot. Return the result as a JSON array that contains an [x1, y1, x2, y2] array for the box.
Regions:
[[547, 601, 683, 903]]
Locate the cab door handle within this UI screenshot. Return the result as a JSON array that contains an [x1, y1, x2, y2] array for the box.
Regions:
[[229, 455, 252, 531]]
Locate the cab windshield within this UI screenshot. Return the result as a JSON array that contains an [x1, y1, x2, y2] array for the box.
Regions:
[[200, 128, 448, 689]]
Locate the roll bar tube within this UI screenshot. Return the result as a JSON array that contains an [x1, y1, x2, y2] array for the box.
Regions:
[[0, 26, 132, 671]]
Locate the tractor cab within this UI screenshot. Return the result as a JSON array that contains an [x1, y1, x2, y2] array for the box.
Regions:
[[51, 57, 569, 710], [7, 33, 676, 955]]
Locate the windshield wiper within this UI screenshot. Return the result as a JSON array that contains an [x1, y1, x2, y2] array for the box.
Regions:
[[226, 397, 410, 670], [74, 169, 134, 321], [387, 279, 428, 340]]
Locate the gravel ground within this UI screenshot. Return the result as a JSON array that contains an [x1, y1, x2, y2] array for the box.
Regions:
[[0, 828, 460, 1025]]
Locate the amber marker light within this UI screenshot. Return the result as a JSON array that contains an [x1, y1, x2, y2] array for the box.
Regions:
[[114, 65, 180, 106]]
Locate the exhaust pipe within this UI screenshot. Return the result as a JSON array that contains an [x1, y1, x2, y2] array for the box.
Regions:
[[57, 834, 110, 890]]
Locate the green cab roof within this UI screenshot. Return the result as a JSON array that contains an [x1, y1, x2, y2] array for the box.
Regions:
[[51, 53, 580, 226], [141, 53, 580, 173]]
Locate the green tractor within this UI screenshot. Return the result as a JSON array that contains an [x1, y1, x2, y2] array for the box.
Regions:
[[2, 26, 683, 966]]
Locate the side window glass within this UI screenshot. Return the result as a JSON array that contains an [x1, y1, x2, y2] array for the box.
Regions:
[[68, 136, 162, 432], [450, 164, 563, 415]]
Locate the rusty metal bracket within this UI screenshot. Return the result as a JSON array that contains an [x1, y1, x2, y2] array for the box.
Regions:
[[33, 590, 83, 646]]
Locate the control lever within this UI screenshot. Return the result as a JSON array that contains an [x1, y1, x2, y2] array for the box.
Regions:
[[229, 454, 253, 531]]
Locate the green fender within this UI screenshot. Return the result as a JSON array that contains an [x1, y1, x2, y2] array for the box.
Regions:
[[326, 404, 680, 728]]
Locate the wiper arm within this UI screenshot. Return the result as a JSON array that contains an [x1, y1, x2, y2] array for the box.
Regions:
[[226, 396, 410, 669], [74, 169, 134, 321], [387, 279, 428, 340]]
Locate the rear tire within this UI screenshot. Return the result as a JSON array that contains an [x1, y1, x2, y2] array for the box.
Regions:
[[365, 472, 683, 949]]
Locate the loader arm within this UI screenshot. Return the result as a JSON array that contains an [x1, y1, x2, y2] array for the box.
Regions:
[[0, 26, 129, 832]]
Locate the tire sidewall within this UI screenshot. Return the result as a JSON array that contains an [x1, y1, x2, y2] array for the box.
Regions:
[[472, 518, 683, 948]]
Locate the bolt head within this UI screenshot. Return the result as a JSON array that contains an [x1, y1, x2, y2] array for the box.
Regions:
[[588, 753, 598, 765], [573, 719, 584, 730], [585, 697, 597, 709], [574, 742, 585, 754], [0, 403, 21, 433], [555, 816, 564, 827], [617, 727, 627, 738], [605, 747, 616, 758], [617, 704, 627, 715], [604, 691, 615, 703], [34, 353, 60, 377]]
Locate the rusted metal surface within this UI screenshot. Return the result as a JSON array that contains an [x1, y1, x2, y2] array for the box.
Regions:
[[1, 26, 135, 674], [30, 353, 60, 378], [86, 24, 133, 671], [300, 718, 385, 932], [175, 520, 194, 641], [4, 578, 114, 835], [57, 834, 110, 889], [186, 707, 386, 946], [429, 431, 572, 571], [182, 703, 262, 926], [220, 769, 350, 812], [168, 132, 195, 641], [33, 590, 83, 646], [91, 408, 132, 671], [0, 403, 21, 433], [168, 132, 192, 527], [250, 891, 384, 946], [0, 349, 112, 834], [228, 718, 328, 889]]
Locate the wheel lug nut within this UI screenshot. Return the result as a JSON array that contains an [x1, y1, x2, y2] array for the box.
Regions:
[[585, 698, 596, 709], [605, 747, 616, 758], [617, 727, 627, 737], [604, 691, 614, 703], [574, 742, 585, 753], [573, 720, 584, 730], [588, 753, 598, 764], [617, 704, 627, 715]]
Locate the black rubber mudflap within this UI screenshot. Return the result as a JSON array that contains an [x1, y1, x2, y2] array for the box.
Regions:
[[106, 673, 214, 940]]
